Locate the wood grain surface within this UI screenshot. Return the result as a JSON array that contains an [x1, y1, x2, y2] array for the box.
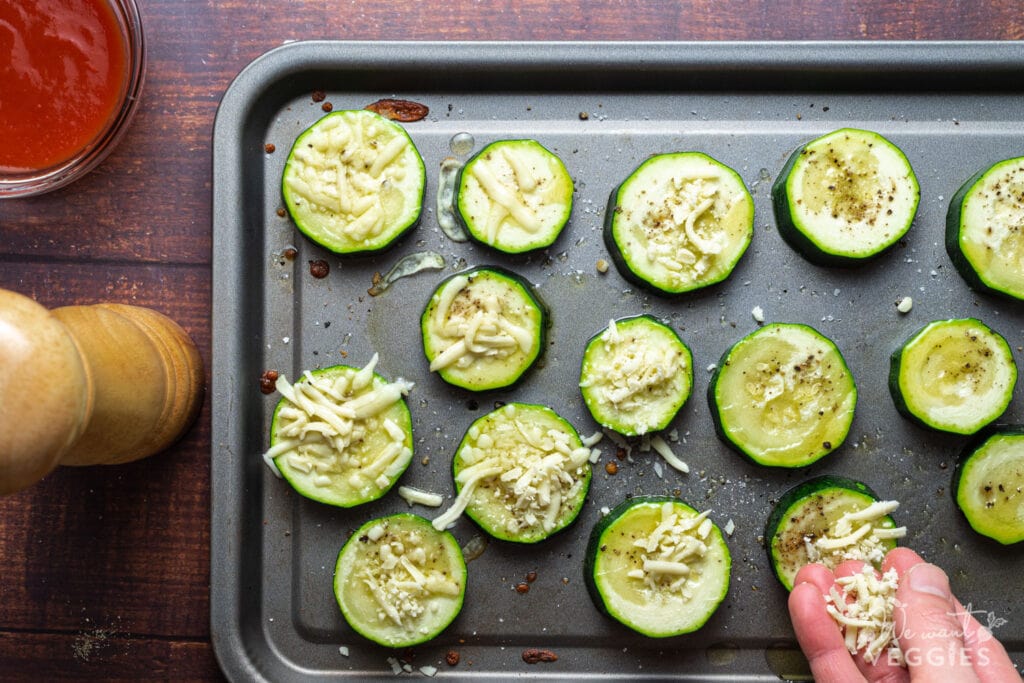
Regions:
[[1, 1, 1021, 680]]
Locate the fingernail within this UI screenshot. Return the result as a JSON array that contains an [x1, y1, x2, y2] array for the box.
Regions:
[[907, 563, 951, 600]]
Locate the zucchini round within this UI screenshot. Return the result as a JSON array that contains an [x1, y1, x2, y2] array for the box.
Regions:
[[946, 156, 1024, 300], [579, 315, 693, 436], [432, 402, 592, 543], [421, 266, 546, 392], [585, 496, 731, 637], [282, 110, 425, 255], [709, 323, 857, 468], [455, 139, 573, 253], [266, 360, 414, 507], [889, 318, 1016, 435], [954, 427, 1024, 545], [765, 476, 903, 590], [604, 152, 754, 295], [334, 513, 466, 647], [771, 128, 920, 266]]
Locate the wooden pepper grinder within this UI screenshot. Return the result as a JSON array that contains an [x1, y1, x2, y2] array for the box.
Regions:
[[0, 288, 204, 495]]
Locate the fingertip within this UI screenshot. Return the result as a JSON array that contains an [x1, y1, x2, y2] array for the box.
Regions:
[[832, 559, 870, 579], [892, 562, 980, 680], [792, 563, 835, 594], [788, 582, 825, 643], [902, 562, 952, 601], [787, 580, 867, 682], [788, 579, 824, 611], [882, 546, 925, 576]]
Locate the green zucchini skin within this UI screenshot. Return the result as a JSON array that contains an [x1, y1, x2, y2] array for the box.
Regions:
[[420, 266, 547, 392], [953, 425, 1024, 545], [888, 318, 1017, 435], [945, 156, 1024, 301], [578, 314, 693, 437], [764, 476, 897, 590], [269, 365, 413, 508], [450, 402, 591, 543], [771, 128, 920, 267], [771, 145, 828, 262], [334, 513, 466, 647], [603, 152, 754, 296], [454, 139, 573, 254], [281, 110, 425, 256], [708, 323, 857, 468], [584, 496, 731, 637]]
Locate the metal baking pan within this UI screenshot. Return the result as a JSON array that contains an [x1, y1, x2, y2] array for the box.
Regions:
[[212, 41, 1024, 681]]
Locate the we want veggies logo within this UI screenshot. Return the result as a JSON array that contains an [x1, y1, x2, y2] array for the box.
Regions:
[[887, 601, 1008, 668]]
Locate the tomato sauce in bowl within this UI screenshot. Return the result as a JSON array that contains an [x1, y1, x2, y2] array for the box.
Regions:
[[0, 0, 145, 196]]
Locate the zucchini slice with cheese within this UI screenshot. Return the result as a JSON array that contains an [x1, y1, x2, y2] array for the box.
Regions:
[[709, 323, 857, 468], [264, 355, 414, 507], [585, 496, 731, 637], [282, 109, 425, 255], [772, 128, 919, 266], [889, 318, 1016, 435], [604, 152, 754, 295], [456, 139, 573, 253], [421, 267, 546, 392], [946, 156, 1024, 300], [432, 402, 592, 543], [579, 315, 693, 436], [954, 427, 1024, 545], [765, 476, 904, 590], [334, 513, 466, 647]]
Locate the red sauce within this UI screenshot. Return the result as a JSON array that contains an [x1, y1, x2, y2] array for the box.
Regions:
[[0, 0, 128, 172]]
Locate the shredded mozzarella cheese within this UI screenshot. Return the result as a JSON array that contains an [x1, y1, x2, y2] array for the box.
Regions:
[[626, 503, 716, 598], [825, 565, 904, 666], [283, 112, 416, 240], [427, 275, 535, 373], [359, 524, 461, 630], [262, 354, 413, 494], [398, 486, 444, 508], [650, 434, 690, 473], [637, 175, 732, 287], [432, 404, 589, 535], [809, 500, 907, 568], [580, 320, 688, 435]]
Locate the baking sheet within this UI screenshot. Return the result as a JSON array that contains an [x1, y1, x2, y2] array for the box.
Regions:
[[212, 41, 1024, 681]]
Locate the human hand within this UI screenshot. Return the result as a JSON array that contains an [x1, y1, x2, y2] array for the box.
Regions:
[[788, 547, 1022, 682]]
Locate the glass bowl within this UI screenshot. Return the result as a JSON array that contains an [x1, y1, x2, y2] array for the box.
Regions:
[[0, 0, 146, 198]]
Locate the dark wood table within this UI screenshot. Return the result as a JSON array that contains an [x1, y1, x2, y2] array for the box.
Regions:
[[1, 2, 1021, 679]]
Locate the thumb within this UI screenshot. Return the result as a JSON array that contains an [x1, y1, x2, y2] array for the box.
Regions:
[[893, 563, 979, 682]]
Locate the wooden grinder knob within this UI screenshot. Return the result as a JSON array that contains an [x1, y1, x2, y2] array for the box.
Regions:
[[0, 290, 92, 494], [0, 289, 204, 494]]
